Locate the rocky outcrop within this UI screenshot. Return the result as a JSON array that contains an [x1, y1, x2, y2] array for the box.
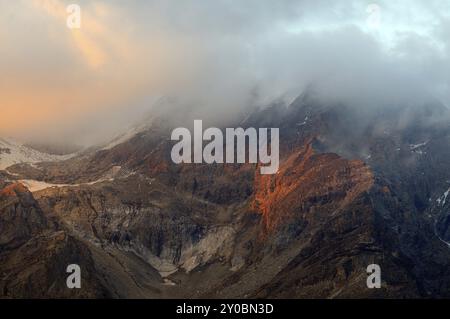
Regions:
[[0, 182, 109, 298], [252, 141, 374, 234]]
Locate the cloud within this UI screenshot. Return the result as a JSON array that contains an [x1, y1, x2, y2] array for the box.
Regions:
[[0, 0, 449, 144]]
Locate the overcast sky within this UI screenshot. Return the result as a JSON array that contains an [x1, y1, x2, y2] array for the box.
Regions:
[[1, 0, 449, 144]]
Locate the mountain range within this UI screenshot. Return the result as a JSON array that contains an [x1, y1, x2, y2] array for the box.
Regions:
[[1, 91, 450, 298]]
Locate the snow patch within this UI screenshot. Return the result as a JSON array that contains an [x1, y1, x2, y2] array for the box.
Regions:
[[296, 116, 309, 127], [0, 138, 75, 170], [409, 140, 429, 154], [410, 141, 428, 150], [18, 166, 132, 192], [19, 177, 116, 192], [19, 180, 70, 192], [437, 188, 450, 206]]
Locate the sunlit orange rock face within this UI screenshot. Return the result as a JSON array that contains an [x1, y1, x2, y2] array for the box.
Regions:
[[0, 182, 28, 198], [252, 142, 374, 234]]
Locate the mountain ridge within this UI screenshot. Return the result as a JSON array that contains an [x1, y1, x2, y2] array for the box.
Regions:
[[1, 92, 450, 298]]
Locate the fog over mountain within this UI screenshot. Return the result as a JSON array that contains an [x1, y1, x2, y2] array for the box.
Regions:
[[3, 1, 450, 300], [1, 0, 449, 145]]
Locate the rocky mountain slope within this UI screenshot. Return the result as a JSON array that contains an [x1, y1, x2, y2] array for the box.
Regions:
[[1, 92, 450, 298]]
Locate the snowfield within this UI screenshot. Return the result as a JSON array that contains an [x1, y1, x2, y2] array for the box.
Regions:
[[18, 166, 128, 192], [0, 138, 74, 170], [19, 177, 116, 192], [18, 180, 70, 192]]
